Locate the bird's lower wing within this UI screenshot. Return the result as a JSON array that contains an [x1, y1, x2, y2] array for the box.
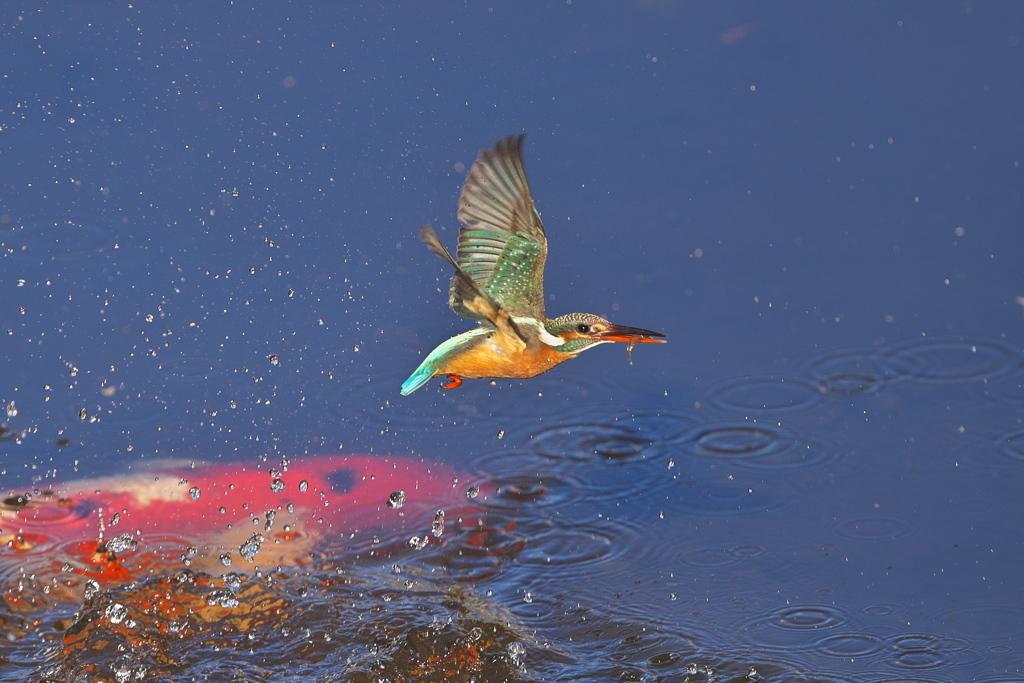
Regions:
[[419, 226, 527, 351]]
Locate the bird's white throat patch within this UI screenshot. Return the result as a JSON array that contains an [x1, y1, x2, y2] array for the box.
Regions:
[[516, 317, 566, 347]]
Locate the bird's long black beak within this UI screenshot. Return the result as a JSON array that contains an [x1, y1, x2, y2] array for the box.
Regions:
[[595, 324, 667, 344]]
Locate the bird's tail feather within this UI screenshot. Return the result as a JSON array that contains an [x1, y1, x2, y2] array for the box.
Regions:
[[400, 365, 435, 395]]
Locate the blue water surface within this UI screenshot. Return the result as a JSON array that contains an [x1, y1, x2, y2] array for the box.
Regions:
[[2, 2, 1023, 681]]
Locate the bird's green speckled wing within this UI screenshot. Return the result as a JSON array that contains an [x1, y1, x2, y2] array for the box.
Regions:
[[455, 134, 548, 319]]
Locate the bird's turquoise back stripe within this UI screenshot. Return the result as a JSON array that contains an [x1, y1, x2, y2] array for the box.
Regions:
[[400, 328, 490, 395]]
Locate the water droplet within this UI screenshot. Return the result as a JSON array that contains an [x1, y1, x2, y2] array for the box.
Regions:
[[523, 592, 533, 603], [106, 533, 138, 553], [83, 579, 100, 600], [239, 532, 264, 562], [270, 478, 285, 493], [206, 588, 239, 608], [105, 602, 128, 624], [268, 354, 280, 365], [432, 509, 445, 537], [188, 486, 201, 500], [5, 401, 16, 418], [298, 479, 308, 492], [109, 512, 120, 526], [111, 654, 142, 683], [408, 535, 428, 550], [508, 641, 526, 668], [387, 490, 406, 509], [466, 485, 480, 499], [219, 553, 232, 567], [497, 428, 505, 439], [222, 572, 242, 591]]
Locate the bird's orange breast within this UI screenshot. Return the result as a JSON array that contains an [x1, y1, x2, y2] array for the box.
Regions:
[[440, 336, 572, 380]]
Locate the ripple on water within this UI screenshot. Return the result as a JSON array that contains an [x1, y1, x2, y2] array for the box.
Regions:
[[996, 429, 1024, 465], [862, 603, 909, 617], [528, 406, 702, 452], [472, 449, 585, 512], [511, 518, 673, 590], [804, 346, 897, 397], [518, 526, 615, 570], [831, 515, 915, 541], [977, 372, 1024, 406], [1, 215, 117, 260], [672, 477, 791, 517], [416, 516, 527, 582], [0, 495, 95, 576], [546, 617, 708, 683], [507, 589, 560, 621], [886, 632, 984, 670], [925, 395, 1024, 469], [949, 497, 997, 517], [884, 337, 1023, 385], [524, 411, 699, 498], [2, 490, 93, 531], [673, 421, 838, 469], [531, 422, 656, 462], [740, 603, 854, 650], [818, 631, 888, 661], [855, 678, 949, 683], [679, 544, 767, 568], [706, 374, 824, 414]]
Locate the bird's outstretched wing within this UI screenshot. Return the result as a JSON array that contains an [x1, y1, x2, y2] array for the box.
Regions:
[[455, 134, 548, 319], [419, 226, 527, 350]]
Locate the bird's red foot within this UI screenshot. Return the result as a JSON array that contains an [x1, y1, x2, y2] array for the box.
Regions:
[[441, 374, 463, 390]]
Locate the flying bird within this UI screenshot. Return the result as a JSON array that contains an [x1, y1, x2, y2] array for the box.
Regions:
[[401, 135, 666, 396]]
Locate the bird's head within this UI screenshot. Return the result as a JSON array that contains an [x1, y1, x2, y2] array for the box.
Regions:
[[544, 312, 667, 355]]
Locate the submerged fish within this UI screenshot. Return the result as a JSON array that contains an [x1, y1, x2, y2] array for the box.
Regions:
[[1, 454, 484, 583]]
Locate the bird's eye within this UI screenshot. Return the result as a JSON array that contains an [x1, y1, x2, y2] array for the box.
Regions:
[[576, 324, 591, 334]]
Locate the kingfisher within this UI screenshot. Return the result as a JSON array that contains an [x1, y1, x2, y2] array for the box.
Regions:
[[401, 134, 666, 396]]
